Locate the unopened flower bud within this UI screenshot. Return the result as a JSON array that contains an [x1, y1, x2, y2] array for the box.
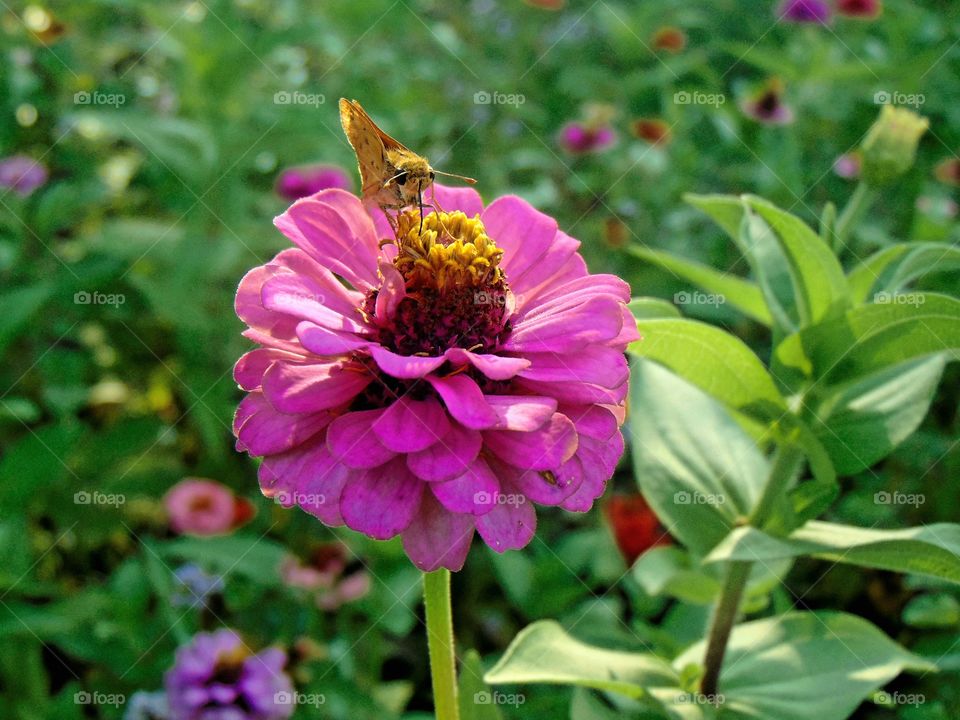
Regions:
[[860, 106, 929, 186]]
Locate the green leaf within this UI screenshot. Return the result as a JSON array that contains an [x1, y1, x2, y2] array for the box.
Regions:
[[0, 283, 54, 357], [627, 296, 682, 320], [773, 293, 960, 384], [629, 359, 768, 556], [810, 354, 947, 475], [706, 521, 960, 584], [672, 612, 934, 720], [847, 242, 960, 304], [158, 535, 289, 586], [632, 547, 722, 605], [745, 196, 849, 326], [687, 193, 796, 333], [628, 318, 786, 422], [902, 594, 960, 629], [632, 547, 788, 607], [484, 620, 678, 701], [686, 194, 850, 334], [459, 650, 504, 720], [627, 246, 771, 325], [72, 111, 218, 183]]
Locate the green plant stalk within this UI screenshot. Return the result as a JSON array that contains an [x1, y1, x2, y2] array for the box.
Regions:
[[700, 444, 805, 697], [833, 182, 875, 253], [424, 568, 460, 720]]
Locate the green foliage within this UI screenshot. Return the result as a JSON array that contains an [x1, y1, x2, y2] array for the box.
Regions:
[[3, 0, 959, 718]]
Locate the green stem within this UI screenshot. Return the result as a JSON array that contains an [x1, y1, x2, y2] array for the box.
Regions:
[[833, 181, 875, 253], [699, 444, 805, 697], [699, 561, 751, 698], [424, 569, 460, 720]]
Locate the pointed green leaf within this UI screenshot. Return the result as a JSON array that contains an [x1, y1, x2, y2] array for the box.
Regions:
[[673, 612, 934, 720], [629, 359, 768, 555], [485, 621, 678, 701], [847, 242, 960, 304], [628, 318, 786, 423], [706, 521, 960, 584], [627, 246, 771, 325], [810, 354, 947, 475]]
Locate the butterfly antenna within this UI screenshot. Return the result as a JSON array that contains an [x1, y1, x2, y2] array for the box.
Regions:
[[432, 169, 477, 185]]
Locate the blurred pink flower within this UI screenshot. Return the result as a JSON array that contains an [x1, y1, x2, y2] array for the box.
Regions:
[[777, 0, 832, 23], [558, 123, 617, 154], [279, 543, 371, 610], [233, 185, 637, 571], [164, 478, 254, 536], [276, 164, 351, 201], [833, 152, 862, 179], [0, 155, 48, 197]]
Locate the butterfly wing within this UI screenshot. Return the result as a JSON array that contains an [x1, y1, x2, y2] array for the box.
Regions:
[[339, 98, 390, 195]]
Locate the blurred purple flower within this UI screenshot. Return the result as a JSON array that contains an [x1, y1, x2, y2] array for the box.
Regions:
[[837, 0, 882, 19], [777, 0, 832, 23], [276, 164, 351, 201], [558, 123, 617, 154], [741, 78, 794, 125], [0, 155, 48, 197], [165, 629, 293, 720], [833, 152, 862, 179]]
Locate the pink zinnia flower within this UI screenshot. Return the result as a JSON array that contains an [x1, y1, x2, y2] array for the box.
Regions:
[[275, 164, 351, 201], [233, 185, 637, 571], [164, 478, 255, 536]]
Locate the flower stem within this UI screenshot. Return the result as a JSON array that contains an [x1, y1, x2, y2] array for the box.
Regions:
[[700, 444, 805, 697], [833, 181, 875, 253], [699, 560, 750, 698], [424, 568, 460, 720]]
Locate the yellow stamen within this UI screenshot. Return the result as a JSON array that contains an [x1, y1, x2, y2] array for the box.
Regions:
[[394, 210, 504, 292]]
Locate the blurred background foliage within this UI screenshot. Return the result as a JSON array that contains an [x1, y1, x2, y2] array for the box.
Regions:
[[0, 0, 958, 718]]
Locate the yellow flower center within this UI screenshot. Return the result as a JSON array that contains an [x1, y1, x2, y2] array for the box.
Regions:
[[394, 210, 504, 292]]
